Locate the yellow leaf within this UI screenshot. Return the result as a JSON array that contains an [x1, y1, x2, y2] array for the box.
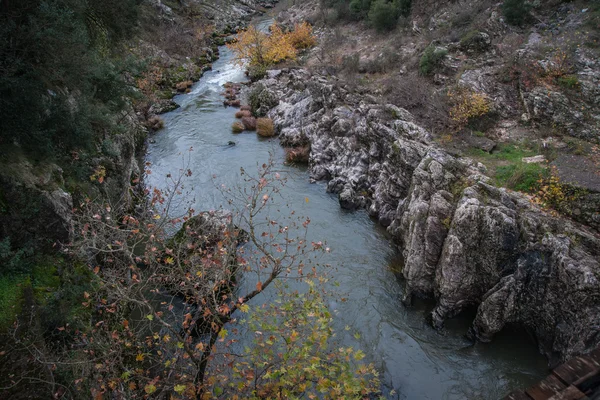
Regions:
[[174, 384, 186, 394], [144, 384, 156, 394], [136, 353, 144, 362]]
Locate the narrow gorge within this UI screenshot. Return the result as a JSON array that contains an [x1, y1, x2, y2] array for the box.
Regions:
[[1, 0, 599, 398]]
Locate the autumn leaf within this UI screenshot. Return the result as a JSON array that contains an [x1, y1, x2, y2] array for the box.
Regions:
[[174, 384, 186, 394], [239, 303, 250, 313], [136, 353, 144, 362], [144, 384, 156, 394], [353, 350, 366, 361]]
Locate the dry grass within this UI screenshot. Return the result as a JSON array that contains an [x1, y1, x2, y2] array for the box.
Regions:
[[383, 73, 451, 134], [240, 105, 251, 111], [285, 146, 310, 163], [231, 122, 244, 133], [147, 116, 164, 131], [256, 118, 275, 137], [241, 116, 257, 130], [175, 80, 193, 92], [235, 110, 252, 119]]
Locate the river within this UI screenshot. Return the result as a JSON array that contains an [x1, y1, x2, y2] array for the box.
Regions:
[[144, 13, 548, 400]]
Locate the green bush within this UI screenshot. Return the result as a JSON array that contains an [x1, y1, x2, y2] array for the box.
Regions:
[[0, 0, 140, 158], [419, 44, 448, 75], [368, 0, 399, 32], [248, 64, 267, 81], [248, 84, 278, 117], [0, 275, 25, 330], [396, 0, 412, 17], [557, 75, 580, 89], [350, 0, 372, 18], [502, 0, 532, 26]]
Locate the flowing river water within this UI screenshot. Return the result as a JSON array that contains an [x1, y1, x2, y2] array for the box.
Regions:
[[145, 16, 548, 400]]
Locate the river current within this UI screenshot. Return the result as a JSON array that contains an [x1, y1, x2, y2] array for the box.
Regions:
[[145, 16, 547, 400]]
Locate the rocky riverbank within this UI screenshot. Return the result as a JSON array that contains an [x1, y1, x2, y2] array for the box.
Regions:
[[249, 68, 600, 365]]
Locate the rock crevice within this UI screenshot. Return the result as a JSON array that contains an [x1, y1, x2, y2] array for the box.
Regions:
[[255, 68, 600, 363]]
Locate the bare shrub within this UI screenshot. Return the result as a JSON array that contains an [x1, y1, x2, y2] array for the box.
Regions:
[[235, 110, 252, 119], [383, 73, 450, 134], [256, 118, 275, 137], [241, 116, 257, 130], [175, 80, 193, 92], [225, 99, 241, 107], [232, 121, 244, 133], [240, 105, 251, 111], [147, 115, 165, 131], [285, 146, 310, 163]]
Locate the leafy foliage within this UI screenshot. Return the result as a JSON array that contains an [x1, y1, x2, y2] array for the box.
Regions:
[[228, 22, 316, 70], [368, 0, 400, 32], [502, 0, 532, 26], [0, 275, 25, 330], [0, 0, 140, 157], [448, 87, 492, 129], [223, 280, 380, 398], [229, 25, 292, 68], [533, 167, 586, 214], [323, 0, 409, 29], [0, 160, 379, 398], [287, 22, 318, 50], [350, 0, 373, 18], [419, 44, 448, 75]]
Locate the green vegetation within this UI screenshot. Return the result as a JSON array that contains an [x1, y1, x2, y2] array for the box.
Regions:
[[557, 75, 580, 89], [323, 0, 411, 30], [419, 44, 448, 75], [0, 0, 140, 158], [502, 0, 532, 26], [369, 0, 401, 32], [495, 163, 546, 192], [0, 276, 25, 330], [468, 144, 548, 193], [350, 0, 373, 18]]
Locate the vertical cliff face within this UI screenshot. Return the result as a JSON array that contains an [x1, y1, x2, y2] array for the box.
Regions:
[[253, 68, 600, 363]]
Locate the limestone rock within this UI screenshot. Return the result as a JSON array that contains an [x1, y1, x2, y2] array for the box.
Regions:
[[252, 68, 600, 364]]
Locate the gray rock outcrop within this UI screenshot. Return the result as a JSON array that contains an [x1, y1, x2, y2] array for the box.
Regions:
[[257, 68, 600, 364]]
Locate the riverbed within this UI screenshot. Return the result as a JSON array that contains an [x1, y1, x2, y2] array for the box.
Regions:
[[144, 14, 548, 400]]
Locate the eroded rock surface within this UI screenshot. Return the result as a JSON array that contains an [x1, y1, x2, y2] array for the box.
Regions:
[[255, 68, 600, 363]]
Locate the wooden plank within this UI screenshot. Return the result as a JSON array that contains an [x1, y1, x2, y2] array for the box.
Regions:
[[526, 374, 568, 400], [587, 347, 600, 364], [547, 385, 588, 400], [578, 373, 600, 395], [503, 390, 532, 400], [553, 357, 600, 386]]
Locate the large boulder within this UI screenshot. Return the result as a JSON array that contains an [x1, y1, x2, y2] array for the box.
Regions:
[[254, 68, 600, 363]]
